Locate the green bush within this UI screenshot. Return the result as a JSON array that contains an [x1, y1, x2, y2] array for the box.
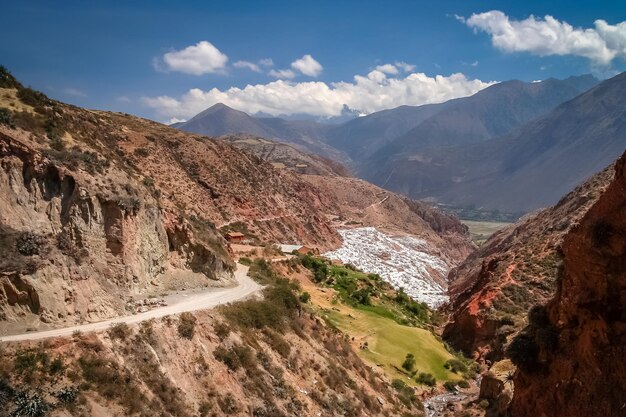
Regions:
[[0, 66, 20, 88], [506, 332, 538, 369], [238, 257, 252, 266], [390, 378, 419, 407], [55, 387, 77, 404], [416, 372, 436, 386], [263, 329, 291, 358], [401, 353, 416, 372], [78, 354, 145, 414], [0, 377, 15, 404], [177, 312, 197, 340], [299, 292, 311, 303], [108, 322, 131, 341], [17, 86, 51, 110], [48, 357, 64, 376], [457, 379, 470, 388], [213, 321, 231, 340], [213, 345, 255, 371], [444, 358, 468, 374], [221, 277, 300, 333], [443, 381, 457, 391], [301, 254, 328, 282], [217, 393, 239, 414], [350, 287, 371, 305], [0, 108, 15, 128]]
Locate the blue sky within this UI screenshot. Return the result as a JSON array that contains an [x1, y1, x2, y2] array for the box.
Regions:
[[2, 0, 626, 122]]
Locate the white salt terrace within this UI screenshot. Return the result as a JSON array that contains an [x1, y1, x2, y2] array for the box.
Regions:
[[324, 227, 449, 307]]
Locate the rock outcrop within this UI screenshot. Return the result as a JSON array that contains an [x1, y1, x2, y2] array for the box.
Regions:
[[508, 151, 626, 417]]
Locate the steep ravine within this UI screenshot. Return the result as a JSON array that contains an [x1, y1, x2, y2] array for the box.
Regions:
[[508, 151, 626, 417], [442, 163, 614, 361]]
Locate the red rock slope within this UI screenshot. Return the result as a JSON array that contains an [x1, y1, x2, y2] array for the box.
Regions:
[[508, 151, 626, 417], [442, 162, 614, 361]]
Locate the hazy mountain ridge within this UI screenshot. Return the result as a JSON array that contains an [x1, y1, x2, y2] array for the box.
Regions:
[[174, 103, 347, 162], [358, 75, 601, 207], [174, 75, 603, 215], [398, 71, 626, 213]]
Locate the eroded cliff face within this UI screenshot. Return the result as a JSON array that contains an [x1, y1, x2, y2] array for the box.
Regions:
[[0, 132, 233, 333], [442, 164, 614, 361], [508, 151, 626, 417]]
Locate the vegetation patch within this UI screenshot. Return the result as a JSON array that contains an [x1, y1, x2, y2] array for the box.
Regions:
[[177, 312, 197, 339]]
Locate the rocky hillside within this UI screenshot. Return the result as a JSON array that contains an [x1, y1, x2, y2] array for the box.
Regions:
[[218, 134, 350, 177], [301, 174, 474, 266], [0, 262, 424, 417], [0, 68, 476, 342], [508, 150, 626, 417], [0, 69, 343, 332], [0, 123, 234, 334], [442, 162, 614, 361]]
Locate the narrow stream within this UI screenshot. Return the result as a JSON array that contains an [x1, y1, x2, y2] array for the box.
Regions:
[[423, 391, 470, 417]]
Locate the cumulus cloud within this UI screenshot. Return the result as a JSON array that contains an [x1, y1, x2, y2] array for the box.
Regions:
[[395, 61, 416, 72], [375, 64, 399, 75], [291, 54, 323, 77], [268, 68, 297, 79], [158, 41, 228, 75], [463, 10, 626, 65], [233, 60, 262, 72], [144, 69, 495, 121]]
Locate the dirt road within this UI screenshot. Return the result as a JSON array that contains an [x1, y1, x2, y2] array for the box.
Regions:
[[0, 264, 261, 342]]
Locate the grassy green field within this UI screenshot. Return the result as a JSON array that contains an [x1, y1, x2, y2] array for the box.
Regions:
[[324, 308, 460, 385], [298, 256, 471, 387], [462, 220, 513, 245]]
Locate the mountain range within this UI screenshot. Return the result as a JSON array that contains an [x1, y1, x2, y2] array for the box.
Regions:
[[172, 73, 626, 215]]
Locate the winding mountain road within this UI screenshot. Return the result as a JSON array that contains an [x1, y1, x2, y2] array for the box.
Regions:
[[0, 263, 262, 343]]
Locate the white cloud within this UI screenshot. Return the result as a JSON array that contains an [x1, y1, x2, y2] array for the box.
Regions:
[[268, 68, 296, 79], [168, 117, 187, 124], [395, 61, 416, 72], [464, 10, 626, 65], [233, 60, 262, 73], [116, 95, 131, 102], [144, 69, 495, 121], [375, 64, 399, 75], [259, 58, 274, 67], [291, 54, 323, 77], [159, 41, 228, 75]]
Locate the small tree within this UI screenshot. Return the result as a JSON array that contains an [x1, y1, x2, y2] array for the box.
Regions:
[[401, 353, 416, 372], [416, 372, 436, 386], [177, 312, 197, 340]]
